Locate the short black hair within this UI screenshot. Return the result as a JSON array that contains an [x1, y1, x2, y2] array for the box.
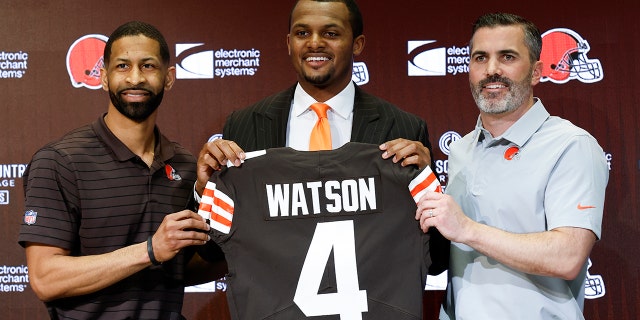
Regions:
[[470, 13, 542, 63], [103, 21, 170, 67], [290, 0, 364, 38]]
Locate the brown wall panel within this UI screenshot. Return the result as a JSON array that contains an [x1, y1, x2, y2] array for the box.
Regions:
[[1, 0, 637, 319]]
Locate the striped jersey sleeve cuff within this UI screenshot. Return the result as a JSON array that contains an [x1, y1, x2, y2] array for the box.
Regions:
[[198, 181, 235, 234], [408, 166, 442, 203]]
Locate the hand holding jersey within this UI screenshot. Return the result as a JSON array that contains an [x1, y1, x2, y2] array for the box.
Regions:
[[197, 143, 441, 320], [196, 138, 431, 197]]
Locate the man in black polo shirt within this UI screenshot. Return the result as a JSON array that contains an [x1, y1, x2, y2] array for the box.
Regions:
[[18, 21, 224, 319]]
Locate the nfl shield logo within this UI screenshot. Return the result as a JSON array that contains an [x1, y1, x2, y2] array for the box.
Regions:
[[24, 210, 37, 225]]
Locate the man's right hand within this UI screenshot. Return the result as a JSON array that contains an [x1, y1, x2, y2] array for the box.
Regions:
[[151, 210, 211, 263], [196, 139, 245, 196], [25, 209, 211, 302]]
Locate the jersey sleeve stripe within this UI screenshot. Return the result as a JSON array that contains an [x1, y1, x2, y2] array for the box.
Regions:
[[197, 182, 217, 220], [212, 210, 233, 227], [202, 183, 215, 198], [211, 202, 233, 223], [408, 166, 442, 203], [213, 189, 234, 213], [198, 181, 235, 234], [197, 205, 212, 220], [210, 220, 231, 234]]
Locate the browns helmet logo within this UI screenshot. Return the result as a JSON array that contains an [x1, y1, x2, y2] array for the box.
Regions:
[[503, 146, 520, 161], [540, 28, 603, 84], [66, 34, 108, 89]]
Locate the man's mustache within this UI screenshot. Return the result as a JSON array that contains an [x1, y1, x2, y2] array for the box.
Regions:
[[479, 75, 512, 87]]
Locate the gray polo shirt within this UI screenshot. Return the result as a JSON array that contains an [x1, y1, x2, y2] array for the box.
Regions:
[[441, 99, 609, 320]]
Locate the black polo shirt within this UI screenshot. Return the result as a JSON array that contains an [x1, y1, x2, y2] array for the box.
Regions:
[[19, 115, 197, 319]]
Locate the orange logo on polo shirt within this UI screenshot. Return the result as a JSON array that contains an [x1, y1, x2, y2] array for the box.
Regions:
[[504, 146, 520, 160], [577, 203, 596, 210], [165, 164, 182, 181]]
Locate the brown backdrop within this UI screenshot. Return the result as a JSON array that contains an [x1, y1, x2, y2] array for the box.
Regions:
[[1, 0, 637, 319]]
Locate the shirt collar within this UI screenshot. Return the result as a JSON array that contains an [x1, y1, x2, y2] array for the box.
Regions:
[[92, 113, 175, 163], [473, 98, 550, 147], [292, 82, 355, 119]]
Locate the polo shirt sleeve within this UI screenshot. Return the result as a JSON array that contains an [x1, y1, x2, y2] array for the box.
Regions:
[[544, 134, 608, 239], [18, 146, 80, 250]]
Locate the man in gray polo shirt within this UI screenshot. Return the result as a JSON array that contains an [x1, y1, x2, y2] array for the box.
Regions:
[[415, 13, 608, 319]]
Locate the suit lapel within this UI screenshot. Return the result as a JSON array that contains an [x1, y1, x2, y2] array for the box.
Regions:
[[249, 84, 394, 148], [351, 86, 394, 144], [253, 85, 296, 149]]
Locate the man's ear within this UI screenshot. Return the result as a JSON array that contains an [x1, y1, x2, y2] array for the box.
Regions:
[[353, 35, 365, 57], [531, 60, 543, 86], [100, 67, 109, 92], [165, 66, 176, 91]]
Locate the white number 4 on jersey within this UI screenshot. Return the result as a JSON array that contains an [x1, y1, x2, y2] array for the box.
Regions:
[[294, 220, 368, 320]]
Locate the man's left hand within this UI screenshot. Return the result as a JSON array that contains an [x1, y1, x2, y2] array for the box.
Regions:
[[380, 138, 431, 169]]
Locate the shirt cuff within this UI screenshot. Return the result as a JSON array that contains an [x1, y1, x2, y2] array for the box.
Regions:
[[193, 182, 202, 204]]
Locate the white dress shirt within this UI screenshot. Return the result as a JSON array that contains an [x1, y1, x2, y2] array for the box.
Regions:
[[286, 82, 354, 150], [195, 82, 357, 203]]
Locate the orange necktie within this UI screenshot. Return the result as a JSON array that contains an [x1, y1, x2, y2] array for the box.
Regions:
[[309, 102, 332, 151]]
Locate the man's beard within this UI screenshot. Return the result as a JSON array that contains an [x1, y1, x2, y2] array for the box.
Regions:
[[470, 70, 532, 114], [305, 74, 331, 86], [109, 88, 164, 122], [301, 66, 334, 87]]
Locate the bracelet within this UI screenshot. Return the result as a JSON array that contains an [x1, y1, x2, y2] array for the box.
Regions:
[[147, 235, 162, 266]]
